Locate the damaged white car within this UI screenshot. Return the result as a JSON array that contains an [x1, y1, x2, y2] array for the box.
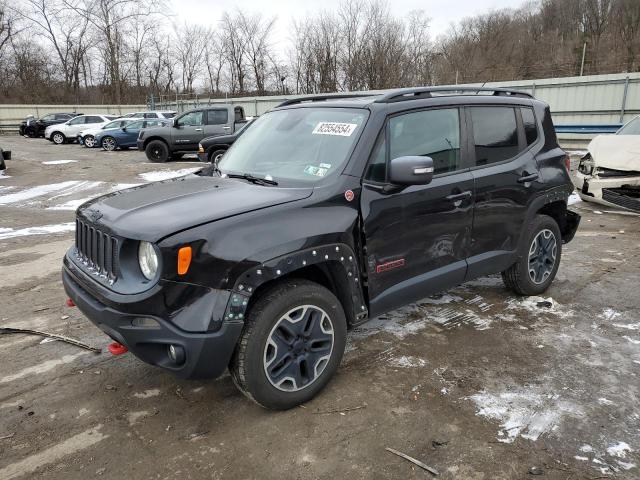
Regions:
[[574, 116, 640, 212]]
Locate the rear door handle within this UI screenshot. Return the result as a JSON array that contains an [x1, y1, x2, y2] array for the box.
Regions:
[[517, 173, 539, 183], [223, 126, 231, 130], [445, 190, 472, 202], [195, 128, 203, 132]]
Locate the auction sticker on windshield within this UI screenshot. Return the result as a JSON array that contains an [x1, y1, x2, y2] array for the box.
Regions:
[[312, 122, 358, 136]]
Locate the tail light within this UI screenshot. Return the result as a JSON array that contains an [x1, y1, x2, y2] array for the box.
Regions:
[[564, 154, 571, 172]]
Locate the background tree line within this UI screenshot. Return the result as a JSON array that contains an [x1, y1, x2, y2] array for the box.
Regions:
[[0, 0, 638, 104]]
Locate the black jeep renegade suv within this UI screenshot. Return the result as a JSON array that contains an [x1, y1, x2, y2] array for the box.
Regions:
[[62, 87, 580, 410]]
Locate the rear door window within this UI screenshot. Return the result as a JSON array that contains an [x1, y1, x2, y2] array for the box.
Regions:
[[84, 116, 103, 124], [143, 112, 158, 118], [470, 107, 520, 166], [207, 109, 228, 125]]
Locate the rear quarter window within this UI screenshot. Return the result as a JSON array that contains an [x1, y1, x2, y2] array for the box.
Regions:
[[521, 107, 538, 145]]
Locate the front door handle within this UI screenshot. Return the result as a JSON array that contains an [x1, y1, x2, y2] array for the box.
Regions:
[[445, 190, 472, 202], [223, 126, 231, 130], [195, 128, 203, 132], [517, 173, 539, 184]]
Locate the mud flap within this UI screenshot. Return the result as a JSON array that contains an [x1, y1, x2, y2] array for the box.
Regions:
[[562, 210, 581, 243]]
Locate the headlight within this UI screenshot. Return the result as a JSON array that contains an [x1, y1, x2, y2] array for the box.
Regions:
[[138, 241, 158, 280]]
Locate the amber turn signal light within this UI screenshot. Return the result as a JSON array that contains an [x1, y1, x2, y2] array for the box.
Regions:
[[177, 246, 192, 275]]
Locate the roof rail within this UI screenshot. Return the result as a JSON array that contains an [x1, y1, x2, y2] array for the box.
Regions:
[[276, 94, 376, 108], [374, 86, 534, 103]]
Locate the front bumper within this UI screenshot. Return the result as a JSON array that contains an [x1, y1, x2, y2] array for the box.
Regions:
[[62, 256, 244, 379], [136, 139, 144, 151], [197, 152, 208, 163], [574, 171, 640, 212]]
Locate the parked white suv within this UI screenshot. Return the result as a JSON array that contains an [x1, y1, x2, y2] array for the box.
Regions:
[[45, 114, 119, 144], [121, 111, 176, 119]]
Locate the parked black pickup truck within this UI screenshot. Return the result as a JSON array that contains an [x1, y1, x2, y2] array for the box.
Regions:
[[197, 118, 255, 163], [63, 87, 580, 410], [137, 105, 246, 162], [19, 112, 80, 137]]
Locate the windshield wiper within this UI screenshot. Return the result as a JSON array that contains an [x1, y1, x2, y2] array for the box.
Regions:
[[226, 173, 278, 186]]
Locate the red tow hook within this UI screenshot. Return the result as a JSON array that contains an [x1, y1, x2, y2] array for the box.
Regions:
[[108, 342, 128, 355], [66, 298, 76, 307]]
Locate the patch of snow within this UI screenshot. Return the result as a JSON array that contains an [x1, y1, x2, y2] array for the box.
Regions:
[[469, 389, 582, 443], [0, 222, 75, 240], [47, 198, 93, 211], [622, 335, 640, 345], [616, 460, 636, 470], [419, 293, 464, 305], [133, 389, 160, 399], [138, 168, 200, 182], [607, 441, 631, 458], [580, 444, 594, 453], [42, 160, 78, 165], [507, 296, 574, 319], [48, 181, 103, 200], [598, 397, 615, 406], [388, 355, 426, 368], [127, 411, 150, 426], [574, 455, 589, 461], [0, 181, 84, 204], [600, 308, 621, 321], [568, 192, 582, 205], [0, 174, 11, 179], [613, 322, 640, 331]]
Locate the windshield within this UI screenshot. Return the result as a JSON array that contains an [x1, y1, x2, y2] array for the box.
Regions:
[[617, 116, 640, 135], [218, 108, 368, 185]]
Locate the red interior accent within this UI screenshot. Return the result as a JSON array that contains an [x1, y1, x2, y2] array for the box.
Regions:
[[107, 342, 128, 355], [66, 298, 76, 307]]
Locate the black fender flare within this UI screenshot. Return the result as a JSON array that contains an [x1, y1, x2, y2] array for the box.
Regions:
[[223, 243, 368, 327]]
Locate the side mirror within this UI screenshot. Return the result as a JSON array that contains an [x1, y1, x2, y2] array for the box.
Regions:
[[121, 127, 127, 131], [172, 118, 179, 128], [389, 156, 434, 185]]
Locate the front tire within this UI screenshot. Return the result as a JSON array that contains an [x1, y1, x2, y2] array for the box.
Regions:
[[209, 148, 227, 164], [230, 279, 347, 410], [145, 140, 169, 162], [101, 136, 117, 151], [51, 132, 66, 145], [502, 214, 562, 295]]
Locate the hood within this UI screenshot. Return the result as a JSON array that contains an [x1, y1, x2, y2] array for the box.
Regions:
[[77, 174, 313, 242], [588, 135, 640, 172]]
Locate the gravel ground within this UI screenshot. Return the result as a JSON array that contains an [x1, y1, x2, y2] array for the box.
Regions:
[[0, 135, 639, 480]]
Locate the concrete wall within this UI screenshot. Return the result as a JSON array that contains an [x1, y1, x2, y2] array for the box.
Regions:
[[0, 104, 146, 128]]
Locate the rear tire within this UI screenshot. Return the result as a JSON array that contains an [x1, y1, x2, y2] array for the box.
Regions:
[[145, 140, 169, 162], [51, 132, 66, 145], [230, 279, 347, 410], [502, 214, 562, 295], [83, 135, 95, 148]]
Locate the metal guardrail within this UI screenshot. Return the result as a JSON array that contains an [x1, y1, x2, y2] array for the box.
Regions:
[[554, 124, 622, 134]]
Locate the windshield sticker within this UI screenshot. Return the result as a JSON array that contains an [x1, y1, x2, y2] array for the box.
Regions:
[[304, 165, 328, 177], [319, 163, 332, 169], [312, 122, 358, 137]]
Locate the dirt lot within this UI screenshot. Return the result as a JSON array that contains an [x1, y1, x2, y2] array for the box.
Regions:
[[0, 135, 639, 480]]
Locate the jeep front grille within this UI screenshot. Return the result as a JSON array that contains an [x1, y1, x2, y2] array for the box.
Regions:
[[75, 219, 119, 281]]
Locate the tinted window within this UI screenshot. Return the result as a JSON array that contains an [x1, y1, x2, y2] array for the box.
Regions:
[[521, 108, 538, 145], [68, 116, 85, 125], [84, 116, 103, 124], [471, 107, 519, 166], [55, 114, 71, 120], [143, 112, 158, 118], [365, 133, 387, 182], [207, 109, 228, 125], [162, 112, 176, 118], [41, 114, 55, 121], [127, 120, 144, 129], [389, 108, 461, 175], [177, 111, 204, 126]]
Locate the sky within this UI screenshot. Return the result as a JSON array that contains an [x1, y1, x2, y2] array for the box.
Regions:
[[172, 0, 523, 52]]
